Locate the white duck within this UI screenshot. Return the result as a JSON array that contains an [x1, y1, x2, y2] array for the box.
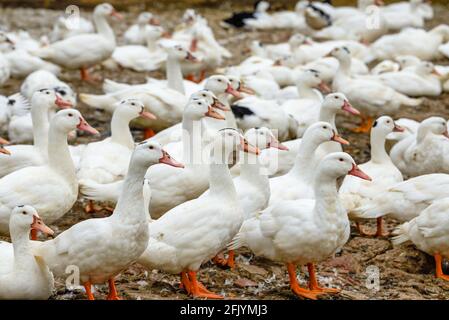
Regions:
[[0, 205, 54, 300], [330, 46, 421, 133], [268, 121, 349, 206], [383, 0, 433, 20], [0, 89, 72, 178], [390, 116, 449, 177], [381, 0, 427, 31], [352, 173, 449, 226], [340, 116, 404, 237], [375, 61, 442, 97], [77, 99, 156, 190], [3, 48, 60, 79], [0, 51, 10, 86], [229, 152, 371, 300], [32, 141, 183, 300], [137, 129, 259, 299], [392, 197, 449, 282], [33, 3, 122, 81], [369, 25, 449, 62], [80, 97, 226, 217], [124, 12, 160, 45], [112, 26, 166, 72], [0, 109, 98, 237], [49, 14, 95, 42]]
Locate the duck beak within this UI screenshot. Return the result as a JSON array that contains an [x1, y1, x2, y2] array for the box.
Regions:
[[0, 137, 9, 145], [0, 146, 10, 155], [443, 129, 449, 139], [31, 215, 54, 237], [238, 84, 255, 95], [324, 51, 333, 58], [348, 163, 372, 181], [375, 0, 384, 5], [212, 98, 230, 111], [226, 84, 243, 99], [317, 81, 331, 94], [186, 52, 198, 62], [159, 150, 184, 168], [110, 9, 123, 20], [331, 130, 350, 145], [139, 109, 157, 120], [432, 68, 442, 77], [273, 59, 282, 66], [55, 95, 72, 108], [241, 138, 260, 155], [162, 31, 172, 38], [393, 123, 405, 132], [205, 106, 226, 120], [342, 100, 360, 115], [149, 17, 161, 26], [77, 117, 99, 135], [268, 136, 289, 150], [304, 39, 313, 45]]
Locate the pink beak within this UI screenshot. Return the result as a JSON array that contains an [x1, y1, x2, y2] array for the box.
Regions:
[[212, 99, 230, 111], [342, 100, 360, 115], [331, 130, 350, 145], [205, 106, 226, 120], [393, 123, 405, 132], [139, 109, 157, 120], [110, 9, 123, 20], [31, 215, 54, 237], [269, 137, 289, 150], [348, 163, 372, 181], [77, 117, 99, 135], [55, 95, 72, 108], [226, 84, 243, 99], [159, 150, 185, 168], [0, 137, 9, 145], [318, 81, 332, 94], [241, 138, 260, 155]]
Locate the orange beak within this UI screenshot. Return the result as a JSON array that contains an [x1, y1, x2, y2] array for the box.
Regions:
[[212, 98, 230, 111], [226, 84, 243, 99], [393, 123, 405, 132], [0, 137, 9, 145], [432, 69, 442, 77], [331, 130, 350, 145], [55, 95, 72, 108], [268, 136, 289, 150], [0, 146, 10, 155], [139, 109, 157, 120], [317, 81, 332, 94], [159, 150, 184, 168], [110, 9, 123, 20], [205, 106, 226, 120], [241, 138, 260, 155], [77, 117, 99, 135], [31, 215, 54, 237], [348, 163, 372, 181], [342, 100, 360, 115]]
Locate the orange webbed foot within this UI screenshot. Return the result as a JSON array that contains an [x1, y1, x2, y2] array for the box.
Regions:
[[107, 278, 121, 300], [187, 271, 223, 300]]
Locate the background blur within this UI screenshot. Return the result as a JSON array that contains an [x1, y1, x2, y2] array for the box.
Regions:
[[0, 0, 447, 10]]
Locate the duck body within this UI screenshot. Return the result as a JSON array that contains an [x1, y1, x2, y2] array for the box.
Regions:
[[4, 49, 60, 78], [0, 52, 10, 85]]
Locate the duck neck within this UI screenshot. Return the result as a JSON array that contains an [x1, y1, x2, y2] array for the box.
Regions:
[[182, 116, 204, 167], [11, 226, 33, 270], [240, 152, 265, 183], [110, 111, 135, 148], [290, 136, 321, 180], [166, 54, 185, 95], [336, 57, 351, 77], [416, 126, 431, 144], [319, 108, 337, 129], [47, 125, 76, 181], [370, 130, 390, 164], [113, 159, 147, 224], [297, 83, 319, 100], [31, 102, 50, 153], [313, 172, 340, 218], [94, 12, 115, 44], [146, 37, 158, 51], [209, 150, 238, 201]]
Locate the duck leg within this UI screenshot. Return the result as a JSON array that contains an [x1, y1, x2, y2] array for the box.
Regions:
[[143, 129, 156, 139], [187, 271, 223, 299], [179, 271, 192, 295], [80, 67, 101, 83], [83, 281, 95, 300], [212, 250, 235, 268], [286, 263, 318, 300], [356, 218, 389, 237], [84, 200, 114, 214], [307, 263, 340, 294], [434, 254, 449, 281], [351, 115, 374, 134], [106, 278, 121, 300]]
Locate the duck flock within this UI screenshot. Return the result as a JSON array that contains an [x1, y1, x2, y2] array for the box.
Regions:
[[0, 0, 448, 300]]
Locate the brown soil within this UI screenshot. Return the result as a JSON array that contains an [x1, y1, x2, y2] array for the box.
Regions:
[[1, 4, 449, 300]]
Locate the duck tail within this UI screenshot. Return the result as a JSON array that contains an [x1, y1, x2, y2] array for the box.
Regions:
[[351, 201, 388, 220], [398, 93, 422, 107], [391, 222, 412, 246], [79, 93, 116, 111], [228, 231, 245, 251], [31, 46, 54, 59], [103, 79, 130, 94], [79, 179, 121, 203]]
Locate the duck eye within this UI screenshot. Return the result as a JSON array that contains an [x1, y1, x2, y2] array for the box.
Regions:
[[334, 96, 338, 99], [22, 211, 27, 215], [131, 103, 135, 106], [149, 145, 154, 150], [323, 126, 327, 129], [68, 113, 73, 117], [339, 158, 344, 162], [218, 79, 222, 82], [46, 91, 50, 95]]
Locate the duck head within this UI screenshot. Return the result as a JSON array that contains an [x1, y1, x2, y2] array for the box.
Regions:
[[205, 75, 241, 99], [138, 12, 160, 26], [372, 116, 404, 136], [323, 93, 360, 116], [303, 121, 350, 146], [32, 88, 73, 111], [95, 3, 123, 20], [296, 69, 331, 94], [191, 90, 229, 111], [227, 75, 255, 96], [244, 127, 289, 151], [135, 141, 184, 168], [319, 152, 372, 181], [166, 44, 198, 63], [212, 128, 260, 164], [420, 116, 449, 138], [185, 98, 225, 121], [115, 98, 156, 121], [10, 205, 54, 239], [52, 109, 98, 135]]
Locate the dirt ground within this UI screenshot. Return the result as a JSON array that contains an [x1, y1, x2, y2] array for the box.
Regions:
[[1, 3, 449, 300]]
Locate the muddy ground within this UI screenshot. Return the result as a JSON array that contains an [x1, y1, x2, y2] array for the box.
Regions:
[[1, 3, 449, 300]]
